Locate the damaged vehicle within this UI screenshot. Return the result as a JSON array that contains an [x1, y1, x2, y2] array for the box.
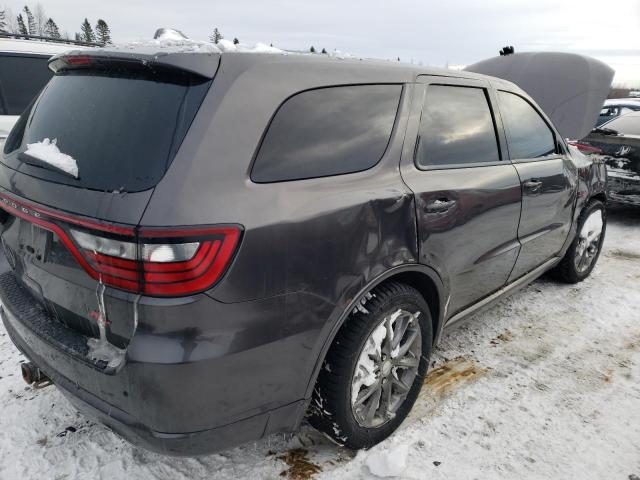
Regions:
[[0, 43, 611, 455], [575, 112, 640, 206]]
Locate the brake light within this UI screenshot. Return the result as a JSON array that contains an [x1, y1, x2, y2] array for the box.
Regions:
[[72, 227, 241, 296], [0, 193, 241, 297], [568, 141, 603, 155], [63, 55, 92, 66]]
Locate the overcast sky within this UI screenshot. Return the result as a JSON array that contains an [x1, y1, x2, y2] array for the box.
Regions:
[[3, 0, 640, 85]]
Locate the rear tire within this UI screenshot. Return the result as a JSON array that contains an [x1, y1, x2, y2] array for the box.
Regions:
[[307, 282, 432, 449], [552, 199, 606, 283]]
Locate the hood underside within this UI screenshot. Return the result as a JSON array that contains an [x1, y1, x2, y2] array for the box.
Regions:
[[465, 52, 615, 140]]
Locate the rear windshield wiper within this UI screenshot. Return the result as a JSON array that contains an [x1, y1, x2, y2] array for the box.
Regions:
[[17, 152, 79, 179], [592, 127, 620, 136]]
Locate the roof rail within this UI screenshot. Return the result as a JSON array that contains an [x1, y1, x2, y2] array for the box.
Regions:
[[0, 32, 101, 48]]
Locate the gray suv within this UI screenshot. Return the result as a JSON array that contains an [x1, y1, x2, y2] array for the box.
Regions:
[[0, 46, 608, 455]]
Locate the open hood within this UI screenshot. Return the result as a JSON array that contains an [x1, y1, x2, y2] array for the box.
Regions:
[[465, 52, 614, 140]]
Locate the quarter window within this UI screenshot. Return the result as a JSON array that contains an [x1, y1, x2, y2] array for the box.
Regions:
[[0, 55, 52, 115], [251, 85, 402, 183], [498, 91, 556, 159], [415, 85, 500, 168]]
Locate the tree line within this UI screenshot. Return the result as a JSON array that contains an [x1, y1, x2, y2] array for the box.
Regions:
[[208, 26, 331, 54], [0, 3, 112, 45]]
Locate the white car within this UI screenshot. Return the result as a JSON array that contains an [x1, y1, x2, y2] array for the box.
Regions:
[[0, 35, 92, 142]]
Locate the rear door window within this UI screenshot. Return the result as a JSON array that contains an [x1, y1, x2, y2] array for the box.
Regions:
[[415, 85, 501, 168], [0, 54, 52, 115], [498, 91, 556, 159], [251, 84, 402, 183], [2, 69, 211, 192]]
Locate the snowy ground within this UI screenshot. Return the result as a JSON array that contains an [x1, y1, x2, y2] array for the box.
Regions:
[[1, 205, 639, 480]]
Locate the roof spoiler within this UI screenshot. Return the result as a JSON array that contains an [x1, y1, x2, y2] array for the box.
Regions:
[[48, 40, 220, 79], [465, 52, 614, 140]]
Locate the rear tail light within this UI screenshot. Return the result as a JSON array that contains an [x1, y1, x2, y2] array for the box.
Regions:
[[568, 141, 603, 155], [0, 193, 241, 296], [72, 227, 241, 296]]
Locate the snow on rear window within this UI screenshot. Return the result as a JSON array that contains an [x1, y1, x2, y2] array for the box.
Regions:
[[24, 138, 78, 178]]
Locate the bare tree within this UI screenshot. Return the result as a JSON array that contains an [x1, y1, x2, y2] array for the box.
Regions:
[[33, 2, 47, 36], [3, 7, 18, 33]]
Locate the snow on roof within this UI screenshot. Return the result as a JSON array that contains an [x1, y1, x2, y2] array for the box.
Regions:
[[0, 37, 90, 56], [108, 34, 285, 56]]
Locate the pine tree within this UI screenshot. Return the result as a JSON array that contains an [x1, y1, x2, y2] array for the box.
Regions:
[[44, 18, 60, 38], [233, 37, 239, 45], [23, 6, 36, 35], [0, 10, 6, 33], [321, 48, 327, 54], [80, 18, 95, 43], [95, 19, 111, 45], [310, 46, 315, 53], [209, 27, 222, 44], [16, 13, 28, 35]]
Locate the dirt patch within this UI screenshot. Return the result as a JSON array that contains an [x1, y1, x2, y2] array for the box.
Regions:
[[490, 330, 513, 346], [624, 333, 640, 351], [607, 249, 640, 260], [277, 448, 322, 480], [423, 357, 488, 397]]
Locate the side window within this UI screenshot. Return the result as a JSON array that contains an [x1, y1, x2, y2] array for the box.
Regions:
[[0, 55, 52, 115], [603, 114, 640, 136], [415, 85, 500, 168], [251, 84, 401, 183], [498, 91, 556, 159]]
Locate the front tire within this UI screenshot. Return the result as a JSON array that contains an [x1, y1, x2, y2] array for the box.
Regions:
[[553, 199, 606, 283], [308, 282, 432, 449]]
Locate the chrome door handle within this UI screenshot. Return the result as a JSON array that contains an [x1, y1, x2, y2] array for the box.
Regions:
[[424, 199, 457, 213]]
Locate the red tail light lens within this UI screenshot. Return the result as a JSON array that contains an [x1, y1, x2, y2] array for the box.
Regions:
[[0, 193, 241, 297], [70, 227, 241, 296], [568, 141, 603, 155]]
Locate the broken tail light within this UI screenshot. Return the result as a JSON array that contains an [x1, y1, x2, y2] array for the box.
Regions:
[[0, 193, 241, 296]]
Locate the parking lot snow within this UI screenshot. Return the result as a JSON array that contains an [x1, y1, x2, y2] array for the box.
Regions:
[[0, 206, 639, 479]]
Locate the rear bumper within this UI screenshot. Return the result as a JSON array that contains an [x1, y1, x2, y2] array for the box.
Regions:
[[608, 171, 640, 206], [0, 271, 310, 455]]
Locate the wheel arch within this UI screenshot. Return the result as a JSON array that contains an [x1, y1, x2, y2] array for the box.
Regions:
[[303, 263, 447, 400]]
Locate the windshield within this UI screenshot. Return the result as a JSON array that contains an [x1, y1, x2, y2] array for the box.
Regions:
[[2, 68, 211, 192]]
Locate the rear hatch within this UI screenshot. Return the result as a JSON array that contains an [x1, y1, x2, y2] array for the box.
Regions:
[[0, 50, 217, 357]]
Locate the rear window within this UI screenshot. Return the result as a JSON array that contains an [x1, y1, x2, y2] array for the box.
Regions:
[[2, 69, 211, 192], [251, 84, 402, 183], [0, 54, 52, 115]]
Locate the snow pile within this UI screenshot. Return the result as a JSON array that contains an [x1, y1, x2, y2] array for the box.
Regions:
[[111, 37, 285, 56], [115, 37, 220, 54], [364, 443, 410, 478], [216, 38, 284, 54], [328, 49, 356, 59], [24, 138, 78, 178]]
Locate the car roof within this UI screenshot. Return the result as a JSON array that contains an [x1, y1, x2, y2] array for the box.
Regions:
[[604, 98, 640, 107], [54, 42, 511, 87], [0, 37, 91, 56]]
